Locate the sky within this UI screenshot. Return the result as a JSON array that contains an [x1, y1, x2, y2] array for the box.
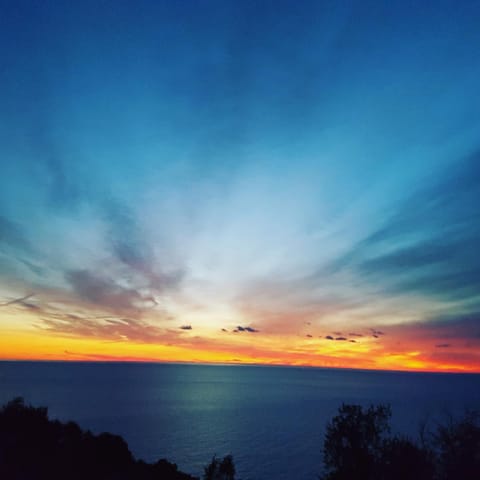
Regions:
[[1, 0, 480, 372]]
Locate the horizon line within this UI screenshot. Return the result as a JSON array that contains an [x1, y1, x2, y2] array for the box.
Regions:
[[1, 358, 478, 375]]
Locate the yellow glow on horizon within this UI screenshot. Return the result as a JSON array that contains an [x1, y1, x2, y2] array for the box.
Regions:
[[0, 304, 478, 373], [1, 325, 478, 373]]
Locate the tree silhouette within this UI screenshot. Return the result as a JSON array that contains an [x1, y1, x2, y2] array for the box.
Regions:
[[321, 403, 480, 480], [203, 455, 235, 480], [322, 404, 391, 480], [433, 410, 480, 480], [321, 404, 436, 480]]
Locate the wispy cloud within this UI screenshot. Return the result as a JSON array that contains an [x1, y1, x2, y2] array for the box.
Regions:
[[40, 315, 174, 344], [65, 270, 151, 313], [0, 293, 35, 307]]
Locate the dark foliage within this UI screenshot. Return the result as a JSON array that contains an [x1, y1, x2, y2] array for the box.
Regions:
[[322, 404, 400, 480], [321, 403, 480, 480], [433, 410, 480, 480], [379, 436, 435, 480], [202, 455, 236, 480], [0, 397, 197, 480], [2, 397, 478, 480]]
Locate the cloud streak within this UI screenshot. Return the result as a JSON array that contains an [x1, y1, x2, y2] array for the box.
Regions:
[[40, 315, 174, 344], [0, 293, 35, 307]]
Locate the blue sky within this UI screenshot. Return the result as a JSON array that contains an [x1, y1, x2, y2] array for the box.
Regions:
[[1, 1, 480, 369]]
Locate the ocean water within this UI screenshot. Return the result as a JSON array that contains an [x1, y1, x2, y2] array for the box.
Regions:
[[0, 362, 479, 479]]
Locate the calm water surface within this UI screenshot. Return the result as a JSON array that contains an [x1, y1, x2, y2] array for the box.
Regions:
[[1, 362, 479, 479]]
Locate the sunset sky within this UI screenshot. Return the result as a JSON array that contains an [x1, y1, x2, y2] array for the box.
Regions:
[[1, 0, 480, 372]]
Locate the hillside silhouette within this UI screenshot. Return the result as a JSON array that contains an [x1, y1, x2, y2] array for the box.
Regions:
[[0, 397, 197, 480]]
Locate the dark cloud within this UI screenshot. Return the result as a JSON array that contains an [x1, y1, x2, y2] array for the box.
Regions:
[[179, 325, 192, 330], [435, 343, 451, 348], [306, 334, 313, 338], [233, 325, 259, 333], [349, 332, 363, 337], [323, 334, 350, 341], [221, 328, 228, 332], [349, 339, 356, 343]]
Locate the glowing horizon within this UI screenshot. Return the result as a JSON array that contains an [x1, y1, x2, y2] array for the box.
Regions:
[[1, 1, 480, 373]]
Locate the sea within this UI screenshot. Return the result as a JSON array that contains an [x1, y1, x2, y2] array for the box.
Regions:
[[0, 361, 479, 480]]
